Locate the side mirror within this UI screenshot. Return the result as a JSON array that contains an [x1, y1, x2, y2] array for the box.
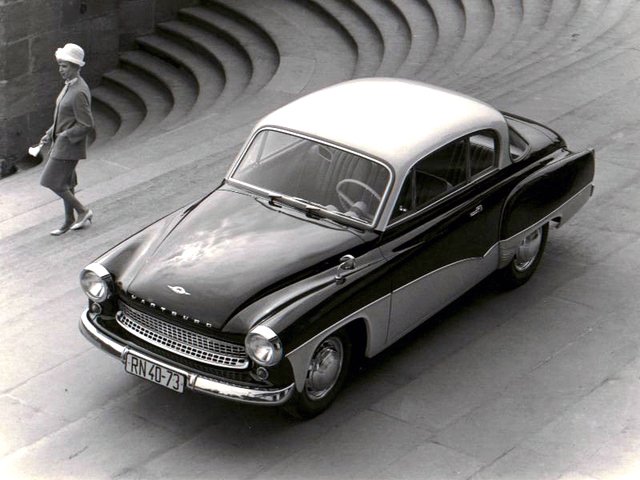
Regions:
[[335, 255, 356, 284]]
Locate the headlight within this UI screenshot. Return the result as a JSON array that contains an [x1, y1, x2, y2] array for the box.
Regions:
[[245, 325, 283, 367], [80, 263, 113, 303]]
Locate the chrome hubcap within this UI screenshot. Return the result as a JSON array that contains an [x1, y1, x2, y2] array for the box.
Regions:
[[514, 227, 543, 272], [304, 337, 343, 400]]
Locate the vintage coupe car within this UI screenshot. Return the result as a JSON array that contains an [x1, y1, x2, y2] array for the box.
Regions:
[[79, 78, 594, 417]]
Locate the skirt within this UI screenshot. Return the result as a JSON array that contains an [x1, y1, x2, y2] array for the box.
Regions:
[[40, 157, 78, 192]]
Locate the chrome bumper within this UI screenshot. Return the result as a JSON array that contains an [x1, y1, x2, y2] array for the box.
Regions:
[[79, 309, 295, 405]]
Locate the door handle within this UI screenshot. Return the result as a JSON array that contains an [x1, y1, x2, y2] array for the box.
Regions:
[[469, 204, 483, 217]]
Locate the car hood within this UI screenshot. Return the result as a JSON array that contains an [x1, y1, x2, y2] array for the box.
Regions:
[[120, 188, 364, 330]]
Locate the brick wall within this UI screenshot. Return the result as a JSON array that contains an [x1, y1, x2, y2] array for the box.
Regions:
[[0, 0, 197, 177]]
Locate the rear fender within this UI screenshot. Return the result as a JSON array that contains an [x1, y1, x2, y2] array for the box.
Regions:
[[498, 149, 594, 268]]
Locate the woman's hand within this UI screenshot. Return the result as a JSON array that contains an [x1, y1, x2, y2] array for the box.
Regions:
[[40, 133, 52, 145]]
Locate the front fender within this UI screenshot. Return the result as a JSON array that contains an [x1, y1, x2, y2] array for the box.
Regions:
[[285, 295, 390, 392], [225, 246, 391, 363]]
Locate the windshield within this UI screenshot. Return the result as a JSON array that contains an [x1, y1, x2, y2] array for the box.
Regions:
[[230, 130, 391, 225]]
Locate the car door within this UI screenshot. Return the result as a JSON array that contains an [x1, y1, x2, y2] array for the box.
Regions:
[[380, 131, 504, 343]]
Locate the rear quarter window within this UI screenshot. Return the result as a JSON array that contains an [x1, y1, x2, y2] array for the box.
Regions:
[[469, 132, 497, 177], [508, 126, 529, 162]]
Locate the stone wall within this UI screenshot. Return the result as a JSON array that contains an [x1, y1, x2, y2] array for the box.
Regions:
[[0, 0, 198, 177]]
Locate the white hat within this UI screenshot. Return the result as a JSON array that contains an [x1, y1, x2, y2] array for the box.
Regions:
[[55, 43, 85, 67]]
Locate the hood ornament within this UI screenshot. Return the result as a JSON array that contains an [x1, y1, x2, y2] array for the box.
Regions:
[[168, 285, 191, 296]]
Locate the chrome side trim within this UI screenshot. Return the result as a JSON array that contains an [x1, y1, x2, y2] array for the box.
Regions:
[[285, 244, 503, 392], [498, 183, 593, 268], [79, 310, 294, 405], [393, 242, 500, 295]]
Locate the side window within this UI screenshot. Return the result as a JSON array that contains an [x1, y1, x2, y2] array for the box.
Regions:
[[469, 131, 497, 177], [391, 137, 466, 220], [391, 131, 499, 221], [418, 138, 467, 189]]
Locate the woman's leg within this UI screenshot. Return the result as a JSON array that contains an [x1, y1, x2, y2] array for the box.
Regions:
[[41, 158, 90, 234], [62, 199, 76, 226], [58, 187, 87, 217], [62, 187, 94, 230], [48, 188, 79, 235], [63, 194, 75, 225]]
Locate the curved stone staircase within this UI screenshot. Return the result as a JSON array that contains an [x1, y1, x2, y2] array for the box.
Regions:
[[90, 0, 280, 146]]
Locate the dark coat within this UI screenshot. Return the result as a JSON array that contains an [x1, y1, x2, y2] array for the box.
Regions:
[[46, 76, 93, 160]]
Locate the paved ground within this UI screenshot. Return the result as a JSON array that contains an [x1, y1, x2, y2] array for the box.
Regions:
[[1, 1, 640, 479]]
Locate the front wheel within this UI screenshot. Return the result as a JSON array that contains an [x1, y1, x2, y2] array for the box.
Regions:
[[499, 224, 548, 289], [285, 329, 352, 419]]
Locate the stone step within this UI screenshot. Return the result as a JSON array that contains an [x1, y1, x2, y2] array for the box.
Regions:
[[307, 0, 383, 78], [393, 0, 439, 78], [90, 100, 119, 147], [418, 0, 513, 88], [416, 0, 467, 83], [443, 0, 496, 74], [211, 0, 327, 95], [210, 0, 314, 58], [352, 0, 412, 76], [485, 0, 581, 81], [471, 0, 639, 100], [119, 50, 198, 127], [157, 19, 250, 109], [485, 1, 640, 106], [136, 33, 225, 117], [101, 67, 172, 138], [255, 0, 356, 91], [91, 82, 145, 141], [180, 4, 279, 97], [460, 0, 570, 92]]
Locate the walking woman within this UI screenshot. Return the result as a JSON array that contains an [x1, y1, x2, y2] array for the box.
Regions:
[[39, 43, 94, 236]]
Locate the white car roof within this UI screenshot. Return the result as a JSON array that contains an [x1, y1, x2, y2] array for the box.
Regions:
[[255, 78, 508, 171]]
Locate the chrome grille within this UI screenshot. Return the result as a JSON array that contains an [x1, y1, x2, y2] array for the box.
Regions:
[[117, 302, 248, 369]]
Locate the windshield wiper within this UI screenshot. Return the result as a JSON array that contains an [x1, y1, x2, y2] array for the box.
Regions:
[[302, 205, 323, 219], [263, 193, 319, 218], [292, 197, 323, 208], [264, 194, 363, 227], [267, 193, 283, 206], [291, 197, 328, 218]]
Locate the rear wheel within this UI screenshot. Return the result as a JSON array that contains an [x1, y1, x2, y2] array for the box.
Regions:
[[286, 329, 352, 419], [500, 224, 548, 289]]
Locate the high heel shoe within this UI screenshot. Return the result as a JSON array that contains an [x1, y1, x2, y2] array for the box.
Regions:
[[50, 223, 72, 236], [70, 209, 93, 230]]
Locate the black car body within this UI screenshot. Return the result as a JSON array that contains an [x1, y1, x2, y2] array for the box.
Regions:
[[79, 78, 594, 417]]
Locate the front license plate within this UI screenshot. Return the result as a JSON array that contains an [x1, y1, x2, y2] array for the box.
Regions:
[[125, 354, 185, 393]]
